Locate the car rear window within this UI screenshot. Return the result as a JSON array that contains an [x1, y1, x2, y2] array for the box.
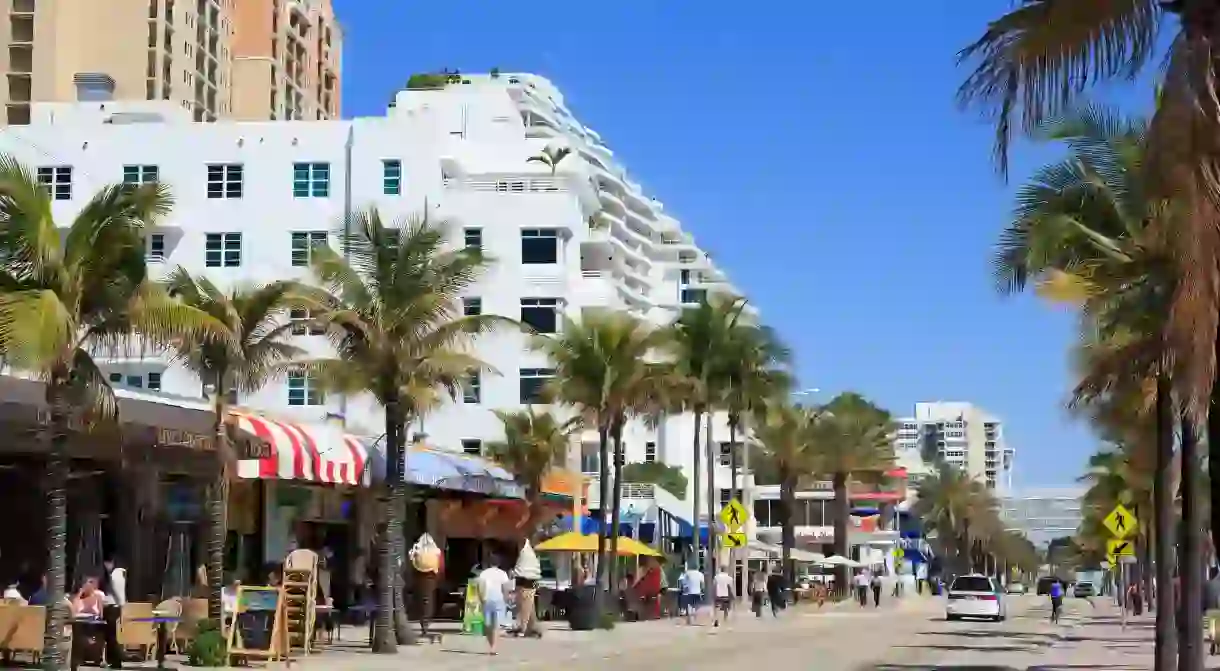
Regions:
[[951, 576, 993, 592]]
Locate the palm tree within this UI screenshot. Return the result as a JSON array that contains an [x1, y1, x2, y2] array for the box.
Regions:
[[526, 146, 573, 175], [665, 295, 749, 579], [750, 400, 818, 583], [534, 312, 672, 612], [162, 269, 306, 627], [0, 159, 223, 670], [485, 408, 578, 540], [913, 464, 994, 577], [810, 393, 895, 595], [303, 208, 504, 652]]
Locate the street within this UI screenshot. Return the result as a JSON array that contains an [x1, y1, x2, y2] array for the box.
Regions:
[[222, 593, 1212, 670]]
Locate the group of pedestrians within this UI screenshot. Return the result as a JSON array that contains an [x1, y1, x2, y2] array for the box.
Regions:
[[675, 562, 791, 626], [853, 568, 885, 607]]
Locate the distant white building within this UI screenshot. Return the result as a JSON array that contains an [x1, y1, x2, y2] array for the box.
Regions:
[[0, 73, 750, 527], [1000, 487, 1084, 548], [893, 402, 1015, 492]]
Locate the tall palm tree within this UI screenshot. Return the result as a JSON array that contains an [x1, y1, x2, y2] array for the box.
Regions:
[[303, 208, 504, 652], [810, 393, 895, 594], [665, 295, 749, 579], [0, 159, 223, 670], [162, 269, 306, 627], [913, 464, 994, 577], [534, 312, 672, 612], [485, 408, 578, 541], [750, 400, 818, 583]]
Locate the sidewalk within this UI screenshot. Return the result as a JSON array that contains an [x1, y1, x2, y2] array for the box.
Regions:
[[1032, 601, 1219, 669]]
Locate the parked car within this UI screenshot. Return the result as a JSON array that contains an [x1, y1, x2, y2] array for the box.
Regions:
[[946, 574, 1006, 622], [1073, 582, 1096, 598], [1036, 576, 1058, 595], [1005, 582, 1027, 595]]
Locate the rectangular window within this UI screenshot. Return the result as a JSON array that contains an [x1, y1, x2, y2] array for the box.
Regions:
[[464, 227, 482, 250], [519, 368, 554, 404], [126, 375, 144, 389], [463, 372, 481, 404], [147, 372, 162, 391], [679, 269, 691, 285], [645, 441, 656, 464], [719, 488, 731, 509], [287, 369, 324, 406], [461, 439, 482, 456], [462, 297, 482, 317], [382, 159, 401, 195], [289, 308, 325, 336], [718, 442, 736, 466], [206, 163, 243, 199], [520, 298, 559, 334], [147, 233, 166, 261], [108, 372, 123, 383], [290, 230, 328, 267], [292, 162, 330, 198], [36, 166, 72, 200], [122, 164, 159, 185], [680, 288, 707, 305], [205, 232, 242, 268], [521, 228, 559, 264]]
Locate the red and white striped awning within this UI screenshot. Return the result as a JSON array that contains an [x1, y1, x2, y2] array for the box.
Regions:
[[231, 412, 370, 486]]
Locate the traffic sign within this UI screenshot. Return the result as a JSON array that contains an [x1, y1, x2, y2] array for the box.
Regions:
[[719, 499, 748, 533], [1103, 504, 1138, 540], [1106, 538, 1135, 565], [892, 547, 903, 558], [721, 532, 747, 549]]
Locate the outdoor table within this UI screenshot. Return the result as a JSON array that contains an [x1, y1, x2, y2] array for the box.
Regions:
[[130, 612, 181, 671], [69, 615, 105, 671]]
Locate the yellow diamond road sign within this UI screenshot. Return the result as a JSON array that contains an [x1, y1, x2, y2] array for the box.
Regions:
[[722, 532, 747, 549], [1107, 538, 1135, 562], [719, 499, 748, 533], [1103, 504, 1138, 540]]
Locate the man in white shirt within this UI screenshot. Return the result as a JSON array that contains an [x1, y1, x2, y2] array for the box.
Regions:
[[680, 564, 705, 625], [475, 555, 511, 655], [712, 568, 734, 627], [853, 570, 871, 607]]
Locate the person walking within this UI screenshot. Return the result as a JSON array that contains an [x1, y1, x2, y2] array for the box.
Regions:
[[750, 570, 768, 617], [765, 565, 787, 617], [712, 566, 734, 627], [475, 554, 512, 655], [1049, 578, 1064, 624], [853, 570, 870, 607], [871, 571, 883, 607], [679, 563, 704, 625]]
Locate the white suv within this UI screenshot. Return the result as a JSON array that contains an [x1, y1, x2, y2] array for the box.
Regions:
[[946, 574, 1006, 622]]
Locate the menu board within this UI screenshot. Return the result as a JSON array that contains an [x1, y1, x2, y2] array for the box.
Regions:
[[227, 585, 282, 660]]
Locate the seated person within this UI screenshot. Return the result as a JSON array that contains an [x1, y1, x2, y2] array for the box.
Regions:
[[27, 573, 48, 605], [70, 577, 105, 618], [3, 579, 27, 605]]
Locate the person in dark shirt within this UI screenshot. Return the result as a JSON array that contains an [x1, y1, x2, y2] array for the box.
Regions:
[[27, 573, 48, 606], [765, 566, 786, 617]]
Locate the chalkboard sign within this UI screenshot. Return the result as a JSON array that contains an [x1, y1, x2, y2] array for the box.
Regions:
[[227, 585, 283, 661]]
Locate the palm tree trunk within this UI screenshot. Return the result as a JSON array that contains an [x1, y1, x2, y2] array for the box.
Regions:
[[42, 378, 70, 671], [780, 472, 796, 587], [206, 378, 228, 628], [1179, 413, 1204, 671], [371, 398, 400, 654], [962, 519, 973, 575], [728, 417, 740, 596], [704, 412, 718, 589], [593, 422, 610, 616], [1208, 343, 1220, 566], [389, 412, 414, 645], [832, 471, 848, 597], [608, 417, 626, 604], [690, 409, 703, 571], [1154, 374, 1177, 670]]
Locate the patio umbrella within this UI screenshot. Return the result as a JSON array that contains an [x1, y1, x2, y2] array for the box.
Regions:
[[818, 555, 862, 568], [536, 532, 663, 557]]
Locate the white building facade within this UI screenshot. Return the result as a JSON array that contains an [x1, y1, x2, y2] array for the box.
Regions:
[[893, 402, 1015, 492], [0, 73, 746, 527], [1000, 487, 1084, 548]]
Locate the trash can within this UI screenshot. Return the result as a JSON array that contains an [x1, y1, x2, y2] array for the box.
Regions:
[[567, 585, 599, 631]]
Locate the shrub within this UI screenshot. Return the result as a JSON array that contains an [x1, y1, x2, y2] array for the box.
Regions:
[[186, 619, 228, 667], [596, 610, 618, 630], [406, 73, 448, 90]]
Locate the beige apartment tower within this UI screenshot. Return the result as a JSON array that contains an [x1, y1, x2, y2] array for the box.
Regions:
[[0, 0, 339, 125]]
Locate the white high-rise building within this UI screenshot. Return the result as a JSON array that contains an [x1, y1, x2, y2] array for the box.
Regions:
[[0, 73, 746, 527], [894, 402, 1014, 491], [1000, 487, 1084, 548]]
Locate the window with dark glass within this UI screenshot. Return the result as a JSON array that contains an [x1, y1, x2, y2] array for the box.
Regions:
[[461, 439, 482, 456], [205, 232, 241, 267], [462, 297, 482, 317], [521, 228, 558, 264], [519, 368, 553, 404], [291, 231, 328, 267], [520, 297, 558, 334], [463, 373, 480, 404]]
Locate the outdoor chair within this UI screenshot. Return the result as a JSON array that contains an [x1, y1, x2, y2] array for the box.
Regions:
[[117, 602, 156, 661], [0, 602, 45, 665], [152, 598, 182, 655], [172, 598, 207, 653]]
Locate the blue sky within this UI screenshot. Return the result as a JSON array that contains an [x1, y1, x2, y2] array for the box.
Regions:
[[330, 0, 1156, 487]]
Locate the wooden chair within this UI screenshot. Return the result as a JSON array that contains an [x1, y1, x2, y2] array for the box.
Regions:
[[117, 602, 156, 661], [172, 598, 207, 654], [0, 603, 46, 665]]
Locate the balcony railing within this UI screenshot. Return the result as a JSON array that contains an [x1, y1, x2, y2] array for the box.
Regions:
[[443, 176, 568, 193]]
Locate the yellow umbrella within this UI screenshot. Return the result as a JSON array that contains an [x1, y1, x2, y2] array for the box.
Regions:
[[536, 532, 663, 558]]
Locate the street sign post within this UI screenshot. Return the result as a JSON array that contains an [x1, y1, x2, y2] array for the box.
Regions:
[[1103, 504, 1139, 540]]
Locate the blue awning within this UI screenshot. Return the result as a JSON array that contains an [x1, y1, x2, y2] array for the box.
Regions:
[[672, 518, 713, 544], [364, 439, 524, 498]]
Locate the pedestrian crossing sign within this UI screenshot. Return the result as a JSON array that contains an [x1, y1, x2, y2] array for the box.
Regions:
[[1103, 504, 1138, 540], [1107, 538, 1135, 561], [722, 532, 747, 549], [719, 499, 747, 533]]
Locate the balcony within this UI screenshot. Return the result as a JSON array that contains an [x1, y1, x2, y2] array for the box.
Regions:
[[443, 175, 568, 194]]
